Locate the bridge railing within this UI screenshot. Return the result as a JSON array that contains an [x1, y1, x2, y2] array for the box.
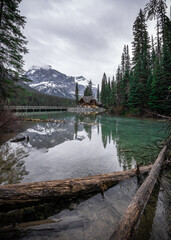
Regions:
[[6, 106, 67, 112]]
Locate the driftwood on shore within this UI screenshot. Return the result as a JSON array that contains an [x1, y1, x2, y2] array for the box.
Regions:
[[109, 145, 167, 240], [0, 165, 152, 211]]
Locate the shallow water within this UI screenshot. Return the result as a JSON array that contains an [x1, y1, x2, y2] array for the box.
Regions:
[[0, 169, 170, 240], [0, 112, 170, 240], [0, 112, 165, 185]]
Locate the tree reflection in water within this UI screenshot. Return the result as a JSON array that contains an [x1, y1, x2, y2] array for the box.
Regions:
[[0, 142, 29, 185], [99, 115, 165, 170], [0, 113, 165, 185]]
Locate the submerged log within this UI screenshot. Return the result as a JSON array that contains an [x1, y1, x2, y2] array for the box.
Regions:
[[0, 165, 152, 211], [10, 136, 25, 142], [109, 145, 167, 240]]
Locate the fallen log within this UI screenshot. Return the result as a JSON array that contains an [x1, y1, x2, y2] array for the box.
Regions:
[[10, 136, 25, 142], [0, 165, 152, 211], [109, 145, 167, 240], [20, 118, 64, 123]]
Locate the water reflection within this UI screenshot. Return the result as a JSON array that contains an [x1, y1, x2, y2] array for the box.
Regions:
[[0, 176, 140, 240], [0, 142, 29, 185], [135, 167, 171, 240], [99, 115, 165, 169], [0, 113, 165, 184]]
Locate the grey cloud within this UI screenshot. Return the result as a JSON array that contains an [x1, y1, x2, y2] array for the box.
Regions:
[[20, 0, 164, 84]]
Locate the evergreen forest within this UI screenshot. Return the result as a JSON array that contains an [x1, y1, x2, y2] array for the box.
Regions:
[[10, 87, 75, 107], [0, 0, 170, 114], [100, 0, 171, 116]]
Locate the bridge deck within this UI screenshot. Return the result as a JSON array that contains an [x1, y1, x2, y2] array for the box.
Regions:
[[7, 106, 67, 112]]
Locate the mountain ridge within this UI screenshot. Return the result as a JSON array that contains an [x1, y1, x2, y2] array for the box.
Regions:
[[25, 65, 97, 99]]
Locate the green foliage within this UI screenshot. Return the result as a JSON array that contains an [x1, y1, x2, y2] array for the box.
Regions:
[[100, 73, 107, 106], [99, 0, 170, 116], [75, 82, 79, 104], [97, 84, 100, 101], [121, 70, 130, 109], [9, 88, 75, 107], [100, 73, 113, 108], [110, 77, 117, 106], [149, 15, 171, 115], [129, 9, 150, 111], [84, 80, 93, 96], [0, 0, 29, 102]]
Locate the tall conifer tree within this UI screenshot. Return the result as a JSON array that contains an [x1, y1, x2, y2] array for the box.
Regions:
[[129, 9, 150, 112], [75, 82, 79, 104], [0, 0, 28, 102], [100, 73, 107, 106], [97, 84, 100, 101]]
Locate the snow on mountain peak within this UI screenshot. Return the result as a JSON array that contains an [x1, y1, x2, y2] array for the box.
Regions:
[[26, 66, 97, 99], [30, 65, 52, 71], [74, 76, 88, 87], [75, 76, 97, 88]]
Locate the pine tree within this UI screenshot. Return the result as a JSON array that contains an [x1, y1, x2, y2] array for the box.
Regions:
[[105, 77, 111, 107], [84, 86, 89, 96], [0, 0, 28, 102], [75, 82, 79, 104], [149, 15, 171, 114], [84, 80, 93, 96], [88, 79, 93, 96], [100, 73, 107, 106], [129, 9, 150, 112], [116, 66, 122, 106], [144, 1, 170, 114], [97, 84, 100, 101], [110, 76, 117, 106], [144, 0, 167, 60], [120, 45, 130, 110]]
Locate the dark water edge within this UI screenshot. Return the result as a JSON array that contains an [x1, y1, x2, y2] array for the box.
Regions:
[[135, 166, 171, 240], [0, 112, 170, 240]]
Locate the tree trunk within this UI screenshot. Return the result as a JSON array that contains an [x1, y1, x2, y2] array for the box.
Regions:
[[0, 165, 152, 211], [0, 0, 4, 29], [109, 145, 167, 240]]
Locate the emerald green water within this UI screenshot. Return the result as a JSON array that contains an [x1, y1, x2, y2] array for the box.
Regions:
[[0, 112, 165, 185], [0, 112, 170, 240]]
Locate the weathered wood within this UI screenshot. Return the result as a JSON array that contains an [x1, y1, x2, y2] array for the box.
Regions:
[[0, 165, 152, 211], [109, 145, 167, 240]]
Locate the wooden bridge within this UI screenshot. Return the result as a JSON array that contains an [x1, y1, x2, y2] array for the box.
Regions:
[[7, 106, 68, 112]]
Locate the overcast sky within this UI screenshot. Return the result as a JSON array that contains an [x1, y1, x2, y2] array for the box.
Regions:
[[20, 0, 170, 85]]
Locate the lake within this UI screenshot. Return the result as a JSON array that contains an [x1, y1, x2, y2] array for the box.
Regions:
[[0, 112, 170, 240], [0, 112, 166, 185]]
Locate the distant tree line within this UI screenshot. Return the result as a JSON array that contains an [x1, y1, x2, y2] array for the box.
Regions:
[[100, 0, 171, 116], [10, 89, 75, 106]]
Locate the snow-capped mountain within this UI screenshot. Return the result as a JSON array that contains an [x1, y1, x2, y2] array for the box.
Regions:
[[26, 65, 97, 99]]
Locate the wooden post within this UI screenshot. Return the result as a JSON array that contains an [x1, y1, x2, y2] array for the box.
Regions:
[[109, 145, 167, 240]]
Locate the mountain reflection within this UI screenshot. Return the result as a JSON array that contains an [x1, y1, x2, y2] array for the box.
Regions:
[[0, 113, 165, 184]]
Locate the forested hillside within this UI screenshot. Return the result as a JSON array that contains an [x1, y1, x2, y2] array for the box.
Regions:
[[9, 84, 75, 106], [100, 0, 171, 116]]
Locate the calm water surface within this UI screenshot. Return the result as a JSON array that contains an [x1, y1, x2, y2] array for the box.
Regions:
[[0, 112, 170, 240], [0, 112, 166, 185]]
